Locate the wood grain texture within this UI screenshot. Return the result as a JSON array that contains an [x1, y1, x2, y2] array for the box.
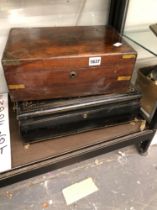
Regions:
[[2, 26, 137, 101]]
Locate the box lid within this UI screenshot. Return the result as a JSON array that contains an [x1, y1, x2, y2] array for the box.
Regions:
[[2, 25, 136, 62]]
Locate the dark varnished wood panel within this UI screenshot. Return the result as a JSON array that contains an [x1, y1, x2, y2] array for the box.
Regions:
[[5, 63, 134, 100], [3, 26, 136, 60], [2, 26, 137, 101]]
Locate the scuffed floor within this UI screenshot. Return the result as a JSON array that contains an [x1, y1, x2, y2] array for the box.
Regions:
[[0, 145, 157, 210]]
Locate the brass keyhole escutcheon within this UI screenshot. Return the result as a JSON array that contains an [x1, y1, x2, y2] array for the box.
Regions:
[[83, 113, 88, 119], [70, 71, 77, 79]]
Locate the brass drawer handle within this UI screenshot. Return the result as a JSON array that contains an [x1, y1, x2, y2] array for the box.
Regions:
[[69, 71, 77, 79]]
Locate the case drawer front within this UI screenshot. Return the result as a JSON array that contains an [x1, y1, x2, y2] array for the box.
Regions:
[[5, 60, 134, 101], [19, 99, 140, 143]]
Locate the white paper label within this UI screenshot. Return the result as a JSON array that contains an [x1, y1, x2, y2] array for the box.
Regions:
[[113, 42, 122, 47], [62, 177, 98, 205], [89, 57, 101, 66], [0, 93, 11, 173]]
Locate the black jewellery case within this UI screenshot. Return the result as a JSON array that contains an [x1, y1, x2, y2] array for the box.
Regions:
[[16, 91, 141, 143]]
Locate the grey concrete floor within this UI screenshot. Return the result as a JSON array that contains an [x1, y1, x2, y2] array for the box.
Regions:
[[0, 145, 157, 210]]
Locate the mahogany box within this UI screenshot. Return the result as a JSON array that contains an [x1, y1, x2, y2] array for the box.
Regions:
[[2, 26, 137, 102]]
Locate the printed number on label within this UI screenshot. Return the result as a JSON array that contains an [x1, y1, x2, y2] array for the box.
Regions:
[[89, 57, 101, 66]]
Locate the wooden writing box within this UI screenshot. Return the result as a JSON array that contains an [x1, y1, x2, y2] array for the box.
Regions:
[[2, 26, 137, 101]]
